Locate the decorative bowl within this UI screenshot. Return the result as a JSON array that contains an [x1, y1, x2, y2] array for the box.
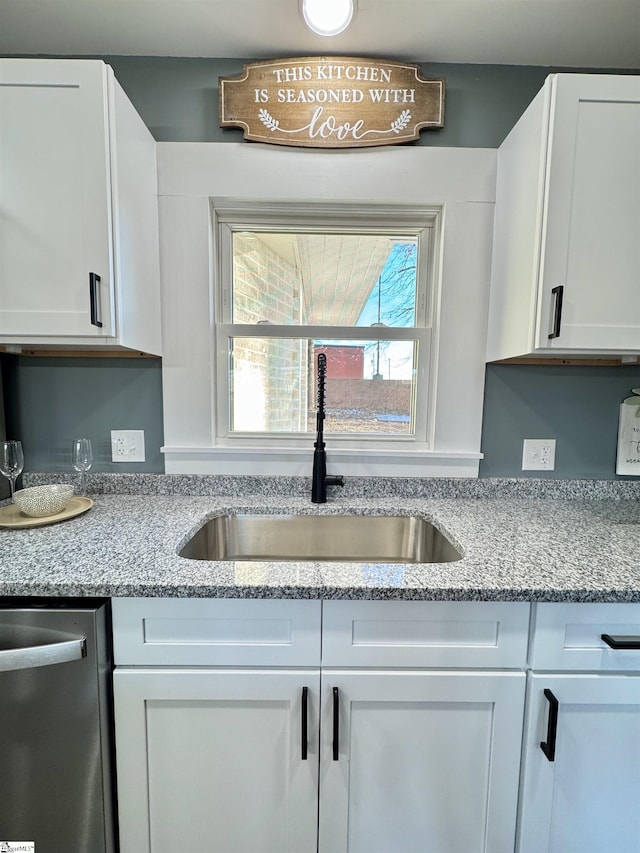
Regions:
[[13, 484, 74, 517]]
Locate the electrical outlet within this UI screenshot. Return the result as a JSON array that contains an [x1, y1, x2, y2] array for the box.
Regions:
[[522, 439, 556, 471], [111, 430, 145, 463]]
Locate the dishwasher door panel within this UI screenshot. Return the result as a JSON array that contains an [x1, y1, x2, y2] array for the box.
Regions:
[[0, 603, 115, 853]]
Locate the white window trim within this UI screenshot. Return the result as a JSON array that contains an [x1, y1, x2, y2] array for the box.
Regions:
[[160, 444, 483, 478], [157, 143, 496, 479], [212, 199, 440, 452]]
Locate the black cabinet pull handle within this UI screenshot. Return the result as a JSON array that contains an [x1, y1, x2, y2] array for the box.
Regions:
[[89, 272, 103, 328], [548, 285, 564, 339], [540, 688, 558, 762], [601, 633, 640, 650], [301, 686, 308, 761], [332, 687, 339, 761]]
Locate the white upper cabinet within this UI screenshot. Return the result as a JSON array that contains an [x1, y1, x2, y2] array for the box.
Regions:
[[486, 73, 640, 360], [0, 59, 162, 354]]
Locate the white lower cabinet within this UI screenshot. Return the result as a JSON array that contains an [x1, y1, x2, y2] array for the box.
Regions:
[[517, 602, 640, 853], [318, 669, 525, 853], [112, 597, 322, 853], [114, 668, 320, 853], [518, 674, 640, 853], [112, 597, 640, 853], [112, 597, 529, 853], [114, 666, 525, 853]]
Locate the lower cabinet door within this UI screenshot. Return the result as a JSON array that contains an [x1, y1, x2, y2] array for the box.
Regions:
[[518, 673, 640, 853], [113, 668, 320, 853], [318, 669, 526, 853]]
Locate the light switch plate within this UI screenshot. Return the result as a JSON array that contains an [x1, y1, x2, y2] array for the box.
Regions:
[[522, 439, 556, 471], [111, 429, 145, 463]]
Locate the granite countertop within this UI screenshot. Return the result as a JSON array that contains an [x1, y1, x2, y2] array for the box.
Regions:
[[1, 475, 639, 602]]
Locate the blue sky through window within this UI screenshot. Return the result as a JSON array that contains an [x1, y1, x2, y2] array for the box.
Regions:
[[356, 242, 417, 328]]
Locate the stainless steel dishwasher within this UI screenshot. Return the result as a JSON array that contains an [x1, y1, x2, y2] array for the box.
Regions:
[[0, 599, 117, 853]]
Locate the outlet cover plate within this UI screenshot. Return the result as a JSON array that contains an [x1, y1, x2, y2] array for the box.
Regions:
[[522, 439, 556, 471], [111, 429, 145, 463]]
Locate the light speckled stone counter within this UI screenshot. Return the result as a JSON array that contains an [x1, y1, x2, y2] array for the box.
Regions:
[[1, 475, 639, 601]]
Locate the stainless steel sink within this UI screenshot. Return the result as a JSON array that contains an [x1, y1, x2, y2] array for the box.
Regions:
[[179, 514, 462, 563]]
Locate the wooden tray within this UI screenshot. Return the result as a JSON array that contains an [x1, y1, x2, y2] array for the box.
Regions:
[[0, 496, 94, 529]]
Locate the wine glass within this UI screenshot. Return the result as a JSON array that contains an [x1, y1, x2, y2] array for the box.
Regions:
[[0, 440, 24, 501], [72, 438, 93, 495]]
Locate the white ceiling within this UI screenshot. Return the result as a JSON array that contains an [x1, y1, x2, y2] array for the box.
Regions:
[[0, 0, 638, 68]]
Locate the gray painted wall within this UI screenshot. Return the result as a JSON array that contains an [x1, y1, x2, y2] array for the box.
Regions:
[[2, 57, 638, 479], [103, 57, 637, 148], [3, 356, 164, 477], [480, 364, 640, 479], [105, 57, 551, 148]]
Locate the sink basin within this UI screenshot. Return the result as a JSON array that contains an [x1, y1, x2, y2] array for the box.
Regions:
[[179, 514, 462, 563]]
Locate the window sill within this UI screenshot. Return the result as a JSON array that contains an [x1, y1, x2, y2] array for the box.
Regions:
[[161, 446, 483, 478]]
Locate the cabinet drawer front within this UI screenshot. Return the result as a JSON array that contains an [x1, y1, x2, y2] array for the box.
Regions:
[[322, 601, 530, 668], [112, 597, 322, 666], [531, 602, 640, 671]]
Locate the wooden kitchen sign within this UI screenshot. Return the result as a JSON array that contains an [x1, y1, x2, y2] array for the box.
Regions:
[[219, 57, 444, 148]]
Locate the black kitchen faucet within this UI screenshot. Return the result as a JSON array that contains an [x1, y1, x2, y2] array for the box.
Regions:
[[311, 353, 344, 503]]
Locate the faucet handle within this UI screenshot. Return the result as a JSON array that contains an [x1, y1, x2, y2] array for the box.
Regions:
[[325, 475, 344, 489]]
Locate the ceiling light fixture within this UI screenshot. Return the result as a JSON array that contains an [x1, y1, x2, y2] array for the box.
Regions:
[[300, 0, 355, 37]]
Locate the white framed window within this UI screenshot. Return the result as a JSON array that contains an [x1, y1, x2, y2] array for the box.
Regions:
[[212, 200, 442, 452], [159, 144, 494, 478]]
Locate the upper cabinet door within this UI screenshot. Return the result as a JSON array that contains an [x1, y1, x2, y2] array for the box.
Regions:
[[537, 74, 640, 352], [0, 59, 115, 338], [487, 73, 640, 361]]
